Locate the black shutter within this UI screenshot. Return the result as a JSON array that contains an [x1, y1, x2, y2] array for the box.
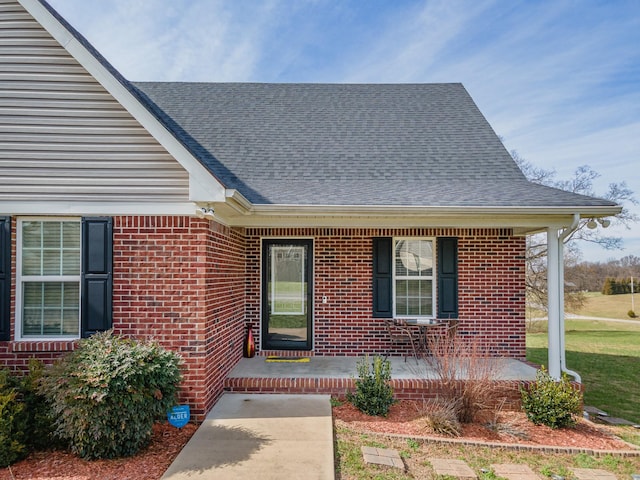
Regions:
[[81, 217, 113, 337], [0, 217, 10, 341], [372, 237, 393, 318], [437, 237, 458, 319]]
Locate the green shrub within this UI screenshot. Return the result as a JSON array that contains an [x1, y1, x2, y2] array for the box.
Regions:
[[0, 368, 28, 467], [39, 331, 183, 459], [20, 359, 59, 451], [346, 355, 394, 416], [628, 310, 637, 318], [520, 366, 582, 429]]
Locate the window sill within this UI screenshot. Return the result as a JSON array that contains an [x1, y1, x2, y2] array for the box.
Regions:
[[10, 340, 78, 353]]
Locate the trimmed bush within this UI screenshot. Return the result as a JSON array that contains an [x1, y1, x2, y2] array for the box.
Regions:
[[628, 310, 637, 318], [520, 366, 582, 429], [0, 368, 28, 467], [21, 359, 59, 451], [39, 331, 183, 459], [347, 355, 394, 416]]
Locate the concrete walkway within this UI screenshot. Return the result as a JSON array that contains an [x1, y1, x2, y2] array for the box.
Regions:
[[161, 393, 334, 480]]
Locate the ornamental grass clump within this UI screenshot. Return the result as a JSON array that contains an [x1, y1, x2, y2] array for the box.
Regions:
[[39, 330, 183, 459], [427, 331, 501, 424], [347, 355, 395, 416], [520, 366, 582, 429]]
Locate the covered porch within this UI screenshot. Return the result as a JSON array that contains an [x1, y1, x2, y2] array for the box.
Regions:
[[224, 356, 539, 409]]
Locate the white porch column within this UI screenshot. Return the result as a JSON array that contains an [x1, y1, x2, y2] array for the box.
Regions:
[[547, 227, 561, 379]]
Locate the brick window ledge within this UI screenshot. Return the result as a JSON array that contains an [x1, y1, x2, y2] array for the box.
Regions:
[[10, 340, 78, 353]]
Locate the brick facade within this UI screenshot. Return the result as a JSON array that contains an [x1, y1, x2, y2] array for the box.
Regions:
[[0, 216, 246, 420], [110, 216, 246, 418], [246, 227, 526, 358], [1, 220, 525, 420]]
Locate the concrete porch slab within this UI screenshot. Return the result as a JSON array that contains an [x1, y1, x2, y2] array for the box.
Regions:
[[227, 356, 538, 381], [223, 356, 538, 405]]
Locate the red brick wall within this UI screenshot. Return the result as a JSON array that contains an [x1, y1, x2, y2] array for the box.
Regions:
[[0, 216, 246, 420], [111, 216, 246, 418], [2, 220, 525, 420], [246, 228, 526, 358], [458, 231, 526, 357]]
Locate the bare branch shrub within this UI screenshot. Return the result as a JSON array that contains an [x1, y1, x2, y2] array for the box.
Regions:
[[426, 331, 503, 423]]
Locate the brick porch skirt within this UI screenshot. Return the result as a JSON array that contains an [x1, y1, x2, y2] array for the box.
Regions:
[[223, 377, 528, 410]]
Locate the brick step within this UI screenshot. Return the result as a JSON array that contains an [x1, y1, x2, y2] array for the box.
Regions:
[[223, 376, 524, 408]]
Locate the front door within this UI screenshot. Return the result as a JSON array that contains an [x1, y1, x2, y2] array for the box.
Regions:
[[262, 239, 312, 350]]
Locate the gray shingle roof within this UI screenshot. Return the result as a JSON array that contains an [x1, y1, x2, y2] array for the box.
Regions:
[[132, 82, 616, 208], [35, 0, 616, 211]]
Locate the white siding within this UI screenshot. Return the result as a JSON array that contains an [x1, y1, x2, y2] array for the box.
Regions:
[[0, 0, 190, 202]]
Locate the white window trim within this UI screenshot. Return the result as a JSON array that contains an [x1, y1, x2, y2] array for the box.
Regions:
[[15, 217, 82, 341], [392, 237, 436, 319]]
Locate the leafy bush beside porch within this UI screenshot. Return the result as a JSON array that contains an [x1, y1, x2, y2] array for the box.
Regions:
[[39, 331, 183, 459]]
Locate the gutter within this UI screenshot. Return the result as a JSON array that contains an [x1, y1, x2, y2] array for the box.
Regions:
[[557, 213, 582, 383]]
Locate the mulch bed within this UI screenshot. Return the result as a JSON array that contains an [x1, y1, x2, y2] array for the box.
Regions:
[[3, 401, 637, 479], [0, 423, 198, 480], [333, 400, 637, 452]]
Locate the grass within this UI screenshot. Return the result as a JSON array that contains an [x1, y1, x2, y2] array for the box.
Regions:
[[334, 426, 640, 480], [526, 319, 640, 423], [573, 292, 639, 319], [334, 293, 640, 479], [268, 314, 307, 328]]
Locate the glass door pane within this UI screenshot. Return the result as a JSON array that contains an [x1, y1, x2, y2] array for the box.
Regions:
[[262, 240, 312, 350]]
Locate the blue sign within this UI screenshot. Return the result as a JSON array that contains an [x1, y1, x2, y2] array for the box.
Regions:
[[168, 405, 190, 428]]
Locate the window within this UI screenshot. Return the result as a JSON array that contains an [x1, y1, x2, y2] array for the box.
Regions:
[[373, 237, 457, 319], [17, 219, 81, 338], [393, 239, 434, 317]]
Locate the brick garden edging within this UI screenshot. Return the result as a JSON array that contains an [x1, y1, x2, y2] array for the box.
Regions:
[[340, 427, 640, 457]]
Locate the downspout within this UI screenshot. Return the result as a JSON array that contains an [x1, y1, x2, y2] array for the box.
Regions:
[[558, 213, 582, 383], [547, 227, 561, 379]]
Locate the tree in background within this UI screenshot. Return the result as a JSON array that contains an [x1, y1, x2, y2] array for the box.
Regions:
[[566, 255, 640, 292], [513, 151, 638, 313], [602, 277, 636, 295]]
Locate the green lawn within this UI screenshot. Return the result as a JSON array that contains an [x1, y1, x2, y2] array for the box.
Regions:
[[527, 319, 640, 423], [336, 426, 640, 480], [572, 292, 639, 320]]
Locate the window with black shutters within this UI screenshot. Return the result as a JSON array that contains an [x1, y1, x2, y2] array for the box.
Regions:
[[15, 217, 112, 340], [373, 236, 458, 319]]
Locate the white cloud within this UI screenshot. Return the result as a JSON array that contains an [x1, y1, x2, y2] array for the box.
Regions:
[[44, 0, 640, 261]]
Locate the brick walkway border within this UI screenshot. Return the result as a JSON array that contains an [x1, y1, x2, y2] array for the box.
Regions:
[[345, 428, 640, 457]]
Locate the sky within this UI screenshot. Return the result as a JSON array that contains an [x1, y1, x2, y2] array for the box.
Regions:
[[47, 0, 640, 264]]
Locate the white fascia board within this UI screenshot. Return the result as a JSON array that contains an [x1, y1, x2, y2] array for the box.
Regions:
[[216, 204, 622, 230], [18, 0, 226, 203], [0, 201, 197, 216], [248, 204, 622, 217], [221, 214, 574, 230], [224, 189, 253, 213]]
